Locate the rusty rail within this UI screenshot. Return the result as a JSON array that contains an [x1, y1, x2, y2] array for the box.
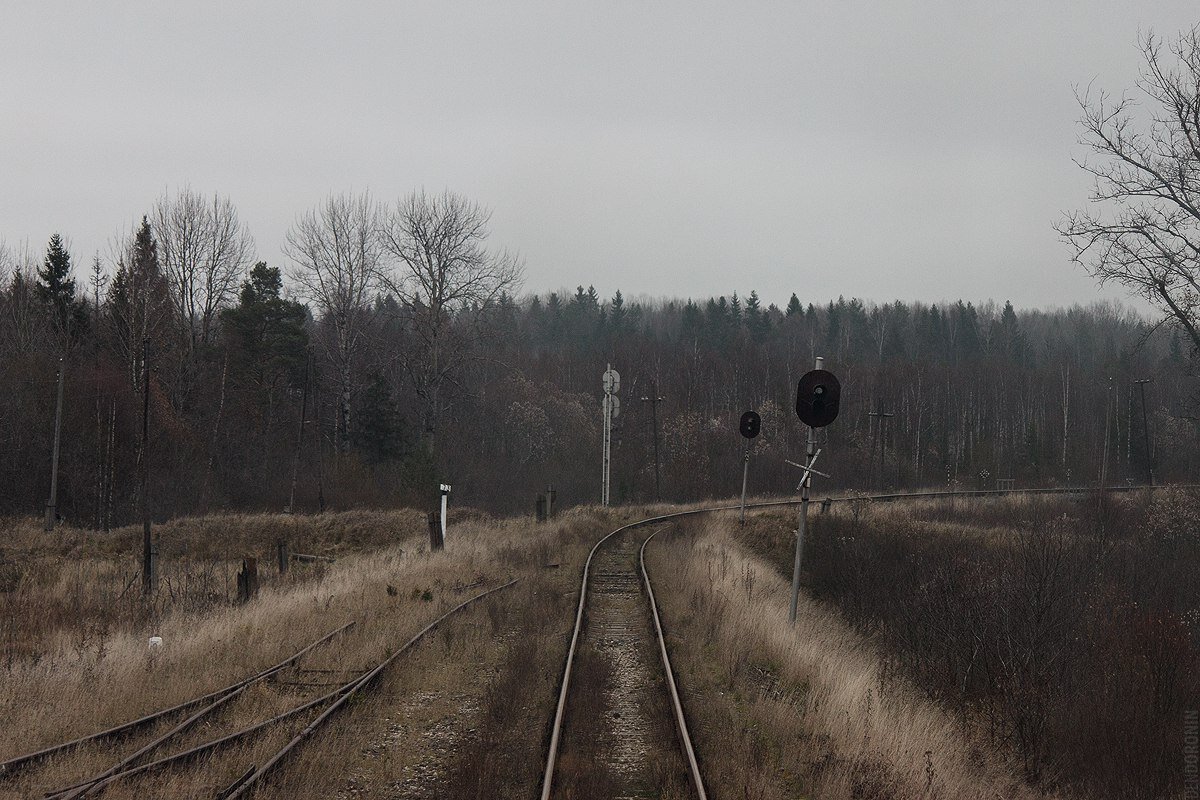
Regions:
[[218, 578, 520, 799], [640, 527, 707, 800], [1, 621, 354, 779]]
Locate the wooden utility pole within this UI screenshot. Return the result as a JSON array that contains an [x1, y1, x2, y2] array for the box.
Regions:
[[141, 338, 156, 596], [868, 409, 894, 491], [44, 357, 66, 531], [640, 379, 665, 502], [1134, 378, 1154, 486], [314, 377, 326, 513], [287, 353, 311, 513]]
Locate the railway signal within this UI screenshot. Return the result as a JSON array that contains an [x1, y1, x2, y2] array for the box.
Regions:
[[738, 411, 761, 526], [790, 358, 841, 624], [795, 369, 840, 428]]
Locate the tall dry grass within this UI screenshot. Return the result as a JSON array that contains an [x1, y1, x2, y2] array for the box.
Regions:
[[0, 507, 613, 799], [649, 518, 1049, 800]]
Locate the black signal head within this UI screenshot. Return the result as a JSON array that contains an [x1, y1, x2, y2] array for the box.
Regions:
[[739, 410, 761, 439], [795, 369, 841, 427]]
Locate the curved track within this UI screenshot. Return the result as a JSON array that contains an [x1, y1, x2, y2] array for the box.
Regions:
[[539, 483, 1185, 798]]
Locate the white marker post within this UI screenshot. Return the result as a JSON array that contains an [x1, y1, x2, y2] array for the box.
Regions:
[[439, 483, 451, 548]]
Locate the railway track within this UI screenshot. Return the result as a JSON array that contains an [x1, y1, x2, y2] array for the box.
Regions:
[[3, 484, 1187, 798], [541, 517, 709, 800], [0, 579, 517, 799], [539, 483, 1190, 798]]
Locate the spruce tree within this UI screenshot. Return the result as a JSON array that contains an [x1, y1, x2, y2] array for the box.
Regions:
[[37, 233, 86, 335]]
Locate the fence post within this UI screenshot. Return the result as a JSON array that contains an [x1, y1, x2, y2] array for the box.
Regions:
[[277, 540, 289, 574], [536, 494, 546, 522], [237, 557, 259, 603], [427, 512, 443, 552]]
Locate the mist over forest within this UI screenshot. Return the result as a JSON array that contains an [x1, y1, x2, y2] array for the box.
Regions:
[[3, 194, 1197, 523]]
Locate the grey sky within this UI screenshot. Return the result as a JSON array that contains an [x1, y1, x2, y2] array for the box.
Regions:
[[3, 1, 1197, 312]]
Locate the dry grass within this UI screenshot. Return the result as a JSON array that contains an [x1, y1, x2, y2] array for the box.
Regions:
[[0, 507, 615, 799], [648, 517, 1051, 800]]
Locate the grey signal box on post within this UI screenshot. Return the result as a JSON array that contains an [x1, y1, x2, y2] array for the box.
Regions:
[[795, 369, 841, 428], [739, 410, 761, 439]]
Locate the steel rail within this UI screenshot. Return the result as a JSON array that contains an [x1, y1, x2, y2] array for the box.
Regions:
[[640, 527, 707, 800], [538, 482, 1194, 798], [219, 578, 520, 800], [0, 621, 355, 779], [56, 621, 355, 799], [43, 673, 367, 799]]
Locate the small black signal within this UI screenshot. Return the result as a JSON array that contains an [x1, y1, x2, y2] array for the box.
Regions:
[[739, 410, 761, 439], [795, 369, 841, 428]]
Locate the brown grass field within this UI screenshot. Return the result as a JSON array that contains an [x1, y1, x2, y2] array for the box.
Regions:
[[0, 491, 1195, 798]]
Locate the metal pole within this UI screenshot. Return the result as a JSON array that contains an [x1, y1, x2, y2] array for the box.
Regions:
[[44, 357, 65, 531], [739, 442, 750, 527], [601, 392, 610, 506], [141, 338, 155, 596], [790, 355, 823, 623], [1135, 378, 1153, 486]]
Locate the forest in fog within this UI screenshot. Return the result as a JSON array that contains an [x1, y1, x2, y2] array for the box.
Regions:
[[2, 189, 1198, 523]]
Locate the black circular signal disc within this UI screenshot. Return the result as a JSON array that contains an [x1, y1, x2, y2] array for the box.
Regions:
[[795, 369, 841, 428], [739, 410, 761, 439]]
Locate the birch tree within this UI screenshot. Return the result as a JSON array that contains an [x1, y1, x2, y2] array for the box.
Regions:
[[1058, 27, 1200, 357], [284, 192, 383, 453], [153, 188, 254, 351]]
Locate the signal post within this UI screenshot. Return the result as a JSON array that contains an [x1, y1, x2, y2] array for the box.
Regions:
[[789, 357, 841, 623]]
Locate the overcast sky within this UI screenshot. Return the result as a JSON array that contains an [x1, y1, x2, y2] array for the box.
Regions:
[[3, 1, 1197, 312]]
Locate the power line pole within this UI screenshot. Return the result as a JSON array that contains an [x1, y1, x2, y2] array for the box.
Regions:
[[44, 357, 66, 532], [868, 409, 894, 491], [1134, 378, 1153, 486], [286, 352, 311, 513], [141, 338, 156, 596], [640, 379, 665, 502]]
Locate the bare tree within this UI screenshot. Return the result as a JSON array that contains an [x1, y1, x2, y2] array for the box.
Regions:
[[154, 187, 255, 351], [285, 192, 383, 453], [1058, 27, 1200, 357], [379, 190, 523, 455], [1, 242, 47, 355]]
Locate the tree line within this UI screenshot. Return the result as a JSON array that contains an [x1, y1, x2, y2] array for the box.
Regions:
[[1, 188, 1197, 525]]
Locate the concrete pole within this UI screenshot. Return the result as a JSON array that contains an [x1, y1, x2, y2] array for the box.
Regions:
[[44, 357, 65, 531], [739, 442, 750, 527], [439, 484, 451, 546]]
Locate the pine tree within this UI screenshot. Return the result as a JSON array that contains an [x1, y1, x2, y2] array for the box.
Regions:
[[353, 373, 406, 464], [220, 262, 308, 386], [785, 293, 802, 316]]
